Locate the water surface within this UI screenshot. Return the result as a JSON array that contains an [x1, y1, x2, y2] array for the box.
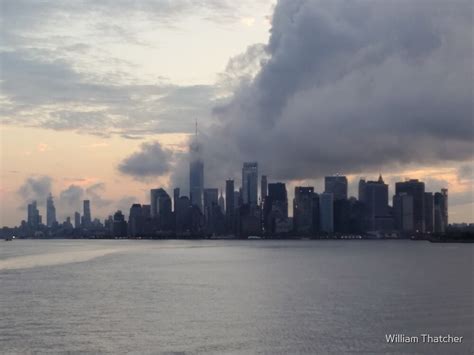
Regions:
[[1, 240, 472, 353]]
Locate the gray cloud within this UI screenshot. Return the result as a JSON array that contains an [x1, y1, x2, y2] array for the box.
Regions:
[[17, 176, 52, 205], [59, 185, 84, 209], [180, 0, 473, 189], [118, 141, 173, 179]]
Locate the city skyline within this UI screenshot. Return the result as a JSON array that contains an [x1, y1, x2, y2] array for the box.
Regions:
[[1, 0, 473, 226]]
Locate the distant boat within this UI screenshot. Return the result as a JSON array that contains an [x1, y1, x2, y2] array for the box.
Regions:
[[5, 236, 14, 241]]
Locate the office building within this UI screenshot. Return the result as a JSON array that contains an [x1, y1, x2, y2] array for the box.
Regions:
[[82, 200, 91, 227], [189, 125, 204, 211], [27, 201, 41, 228], [359, 175, 390, 231], [293, 186, 315, 235], [74, 211, 81, 229], [242, 162, 258, 206], [325, 175, 348, 200], [46, 193, 57, 227], [424, 192, 434, 233], [395, 179, 425, 233], [319, 192, 334, 234], [393, 193, 414, 233], [261, 175, 267, 203]]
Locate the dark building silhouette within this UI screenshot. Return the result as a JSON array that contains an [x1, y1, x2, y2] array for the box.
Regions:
[[46, 193, 57, 227], [359, 175, 391, 231], [261, 175, 267, 203], [293, 186, 315, 235], [82, 200, 91, 227], [204, 188, 219, 234], [173, 188, 180, 212], [150, 188, 173, 231], [325, 175, 348, 201], [434, 189, 448, 233], [74, 211, 81, 229], [395, 179, 425, 233], [189, 125, 204, 212], [319, 192, 334, 234], [112, 210, 127, 237], [225, 179, 235, 233], [264, 183, 288, 235], [242, 162, 258, 207], [393, 193, 414, 233], [128, 204, 143, 237], [424, 192, 434, 233], [27, 201, 41, 228]]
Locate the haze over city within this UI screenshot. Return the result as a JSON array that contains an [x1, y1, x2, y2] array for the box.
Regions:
[[1, 0, 473, 227]]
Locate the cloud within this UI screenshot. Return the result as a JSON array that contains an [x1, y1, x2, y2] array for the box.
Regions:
[[17, 176, 52, 205], [118, 141, 173, 179], [172, 0, 473, 189], [59, 185, 84, 208]]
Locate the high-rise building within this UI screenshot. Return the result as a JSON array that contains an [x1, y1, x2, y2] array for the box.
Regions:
[[424, 192, 434, 233], [112, 210, 127, 237], [46, 193, 57, 227], [175, 196, 191, 233], [173, 188, 180, 212], [441, 188, 448, 228], [264, 182, 288, 234], [204, 188, 218, 220], [319, 192, 334, 234], [128, 204, 143, 237], [74, 211, 81, 229], [218, 191, 225, 213], [434, 190, 448, 233], [359, 175, 389, 231], [150, 188, 172, 230], [189, 123, 204, 211], [225, 180, 235, 232], [27, 201, 41, 228], [82, 200, 91, 227], [393, 193, 414, 233], [261, 175, 267, 204], [293, 186, 315, 235], [242, 162, 258, 206], [395, 179, 425, 233], [325, 175, 348, 200]]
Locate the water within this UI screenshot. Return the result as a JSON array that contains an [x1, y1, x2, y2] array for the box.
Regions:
[[0, 240, 472, 354]]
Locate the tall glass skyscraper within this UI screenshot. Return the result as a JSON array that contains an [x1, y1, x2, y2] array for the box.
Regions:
[[242, 162, 258, 207], [189, 125, 204, 211]]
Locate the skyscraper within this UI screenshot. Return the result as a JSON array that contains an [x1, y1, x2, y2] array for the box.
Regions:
[[46, 193, 57, 227], [27, 201, 41, 228], [359, 175, 389, 231], [319, 192, 334, 234], [128, 204, 143, 237], [393, 193, 414, 233], [261, 175, 267, 204], [218, 191, 225, 213], [264, 182, 288, 234], [150, 188, 172, 230], [434, 189, 448, 233], [242, 162, 258, 207], [189, 122, 204, 211], [293, 186, 315, 235], [225, 180, 235, 232], [173, 188, 180, 212], [325, 175, 348, 200], [395, 179, 425, 233], [74, 211, 81, 229], [82, 200, 91, 227], [424, 192, 434, 233]]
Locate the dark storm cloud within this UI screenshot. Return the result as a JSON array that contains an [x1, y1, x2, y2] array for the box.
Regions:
[[118, 141, 173, 179], [17, 176, 52, 205], [185, 0, 473, 187]]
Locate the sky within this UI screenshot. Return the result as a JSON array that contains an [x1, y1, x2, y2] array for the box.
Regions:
[[0, 0, 473, 226]]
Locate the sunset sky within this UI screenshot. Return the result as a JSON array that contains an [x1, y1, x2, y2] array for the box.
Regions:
[[1, 0, 473, 226]]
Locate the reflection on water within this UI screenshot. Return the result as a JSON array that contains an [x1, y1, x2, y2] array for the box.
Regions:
[[0, 239, 472, 354]]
